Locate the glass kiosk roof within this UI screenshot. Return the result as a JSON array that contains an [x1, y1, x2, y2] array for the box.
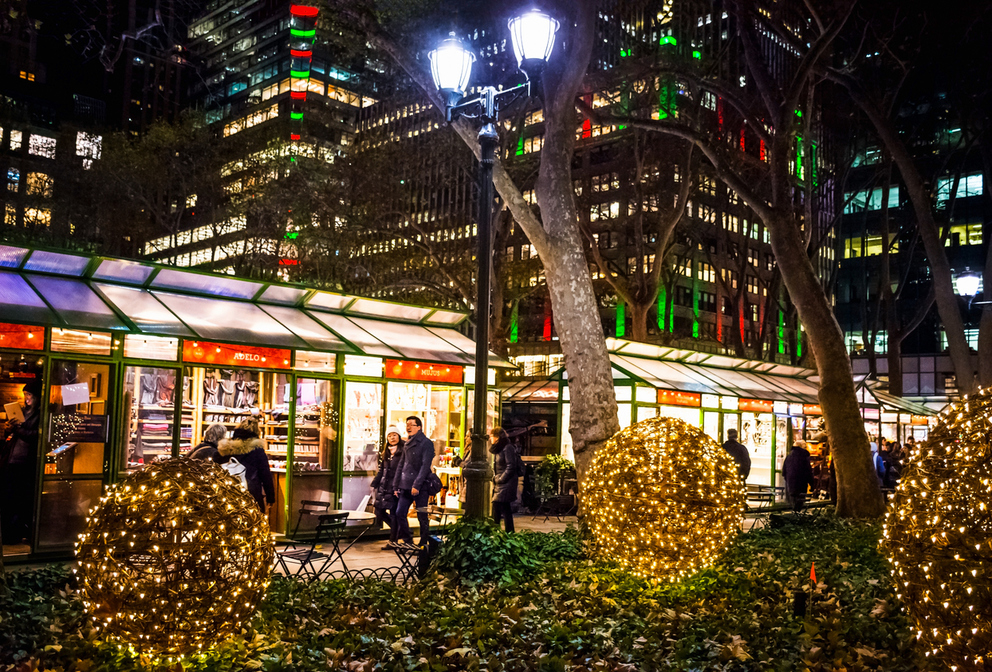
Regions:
[[0, 245, 511, 367]]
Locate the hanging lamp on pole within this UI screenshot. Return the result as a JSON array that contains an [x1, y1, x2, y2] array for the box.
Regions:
[[427, 10, 559, 520]]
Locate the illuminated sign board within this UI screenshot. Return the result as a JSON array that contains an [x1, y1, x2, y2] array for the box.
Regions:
[[0, 323, 45, 350], [739, 398, 773, 413], [803, 404, 822, 415], [182, 341, 291, 370], [657, 389, 701, 407], [385, 359, 463, 384]]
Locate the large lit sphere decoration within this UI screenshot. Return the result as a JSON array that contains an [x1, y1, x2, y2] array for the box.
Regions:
[[882, 390, 992, 670], [75, 457, 274, 657], [585, 417, 745, 581]]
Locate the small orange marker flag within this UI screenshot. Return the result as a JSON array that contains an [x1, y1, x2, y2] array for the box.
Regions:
[[810, 561, 816, 584]]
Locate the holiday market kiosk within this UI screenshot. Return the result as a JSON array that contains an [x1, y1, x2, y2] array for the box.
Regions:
[[502, 338, 935, 492], [0, 245, 506, 561]]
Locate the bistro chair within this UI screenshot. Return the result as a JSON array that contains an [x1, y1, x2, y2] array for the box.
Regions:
[[292, 499, 332, 537], [275, 512, 349, 581]]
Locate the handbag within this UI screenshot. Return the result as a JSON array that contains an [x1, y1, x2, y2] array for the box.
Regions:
[[425, 472, 443, 496], [221, 457, 248, 489]]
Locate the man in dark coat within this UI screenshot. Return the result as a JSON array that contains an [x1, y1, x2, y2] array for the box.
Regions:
[[213, 416, 275, 514], [722, 429, 751, 481], [782, 442, 815, 513], [393, 416, 435, 547], [490, 427, 520, 532], [189, 423, 227, 461]]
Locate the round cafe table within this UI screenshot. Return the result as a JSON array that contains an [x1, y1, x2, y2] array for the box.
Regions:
[[325, 509, 376, 553]]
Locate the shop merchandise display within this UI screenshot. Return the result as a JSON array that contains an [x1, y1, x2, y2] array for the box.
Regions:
[[585, 416, 745, 581], [75, 457, 273, 657], [124, 367, 179, 469], [345, 382, 382, 472], [882, 389, 992, 669]]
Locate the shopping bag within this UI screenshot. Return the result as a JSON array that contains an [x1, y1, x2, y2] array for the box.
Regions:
[[221, 457, 248, 489]]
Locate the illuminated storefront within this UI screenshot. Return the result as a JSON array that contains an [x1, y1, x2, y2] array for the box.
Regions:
[[502, 339, 931, 489], [0, 246, 505, 561]]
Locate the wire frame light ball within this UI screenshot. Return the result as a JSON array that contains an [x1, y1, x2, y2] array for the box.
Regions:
[[75, 457, 274, 658], [882, 389, 992, 670], [585, 416, 745, 581]]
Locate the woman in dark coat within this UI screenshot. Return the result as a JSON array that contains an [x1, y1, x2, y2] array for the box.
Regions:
[[782, 441, 815, 513], [371, 426, 404, 548], [490, 427, 520, 532], [214, 416, 274, 514], [189, 423, 227, 461]]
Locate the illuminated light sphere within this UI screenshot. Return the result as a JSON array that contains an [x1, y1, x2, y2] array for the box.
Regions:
[[75, 457, 274, 658], [585, 417, 745, 581], [881, 388, 992, 670]]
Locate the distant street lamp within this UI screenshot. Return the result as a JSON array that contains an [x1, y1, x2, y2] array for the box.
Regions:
[[428, 9, 559, 519], [955, 272, 982, 299]]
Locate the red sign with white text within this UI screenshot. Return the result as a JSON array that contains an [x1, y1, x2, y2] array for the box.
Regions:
[[657, 389, 701, 407], [182, 341, 292, 370], [385, 359, 463, 384], [739, 398, 774, 413], [803, 404, 822, 415]]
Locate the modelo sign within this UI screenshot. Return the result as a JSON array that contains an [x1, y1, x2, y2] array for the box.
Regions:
[[385, 359, 463, 384], [182, 341, 292, 370]]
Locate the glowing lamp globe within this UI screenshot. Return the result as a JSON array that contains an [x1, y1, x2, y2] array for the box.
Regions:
[[955, 272, 981, 298], [881, 389, 992, 670], [429, 34, 475, 107], [585, 416, 745, 581], [75, 457, 274, 658], [507, 9, 559, 78]]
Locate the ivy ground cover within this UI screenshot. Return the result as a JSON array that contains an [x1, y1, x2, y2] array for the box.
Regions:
[[0, 515, 936, 672]]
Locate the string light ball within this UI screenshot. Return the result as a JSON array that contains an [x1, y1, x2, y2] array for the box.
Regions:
[[75, 457, 274, 658], [585, 416, 745, 581], [881, 388, 992, 671]]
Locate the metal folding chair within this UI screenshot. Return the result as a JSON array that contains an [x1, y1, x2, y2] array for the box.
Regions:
[[276, 512, 348, 581], [292, 499, 331, 537]]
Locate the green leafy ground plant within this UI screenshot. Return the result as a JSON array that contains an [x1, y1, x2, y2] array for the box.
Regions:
[[0, 515, 936, 672]]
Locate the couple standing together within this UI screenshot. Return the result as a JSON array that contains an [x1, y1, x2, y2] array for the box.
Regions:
[[371, 418, 521, 548]]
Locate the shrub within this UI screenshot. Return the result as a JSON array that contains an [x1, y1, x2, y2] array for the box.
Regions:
[[431, 518, 585, 584], [533, 454, 575, 497]]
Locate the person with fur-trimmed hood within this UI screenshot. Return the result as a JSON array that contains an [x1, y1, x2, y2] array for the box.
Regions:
[[213, 416, 274, 513]]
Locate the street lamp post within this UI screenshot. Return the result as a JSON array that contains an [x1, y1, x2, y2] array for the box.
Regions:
[[428, 10, 559, 519]]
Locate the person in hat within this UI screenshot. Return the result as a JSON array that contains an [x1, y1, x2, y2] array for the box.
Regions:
[[2, 378, 43, 544], [722, 428, 751, 480], [371, 425, 404, 548], [213, 415, 274, 513]]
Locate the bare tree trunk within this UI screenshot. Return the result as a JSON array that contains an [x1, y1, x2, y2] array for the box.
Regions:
[[629, 300, 651, 342], [766, 210, 885, 518], [840, 86, 976, 393]]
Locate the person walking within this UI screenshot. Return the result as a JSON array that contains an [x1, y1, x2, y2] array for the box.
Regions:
[[490, 427, 520, 532], [371, 426, 403, 548], [722, 429, 751, 480], [782, 441, 815, 513], [214, 416, 275, 514], [393, 416, 434, 547], [189, 423, 227, 461], [1, 379, 42, 545]]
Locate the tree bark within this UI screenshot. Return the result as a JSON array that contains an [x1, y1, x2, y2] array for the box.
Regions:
[[629, 300, 651, 342], [765, 210, 885, 518], [838, 84, 976, 393]]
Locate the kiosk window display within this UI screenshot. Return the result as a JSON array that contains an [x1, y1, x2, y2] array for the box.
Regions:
[[122, 366, 178, 470]]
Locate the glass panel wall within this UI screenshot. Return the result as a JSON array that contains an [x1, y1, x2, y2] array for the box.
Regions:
[[281, 378, 339, 536], [342, 381, 382, 509], [38, 359, 113, 551], [121, 366, 178, 471]]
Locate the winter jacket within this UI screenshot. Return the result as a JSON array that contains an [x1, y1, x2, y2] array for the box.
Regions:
[[491, 438, 521, 503], [189, 440, 219, 461], [782, 446, 815, 504], [214, 436, 275, 512], [371, 444, 402, 507], [393, 430, 435, 492], [721, 439, 751, 480]]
